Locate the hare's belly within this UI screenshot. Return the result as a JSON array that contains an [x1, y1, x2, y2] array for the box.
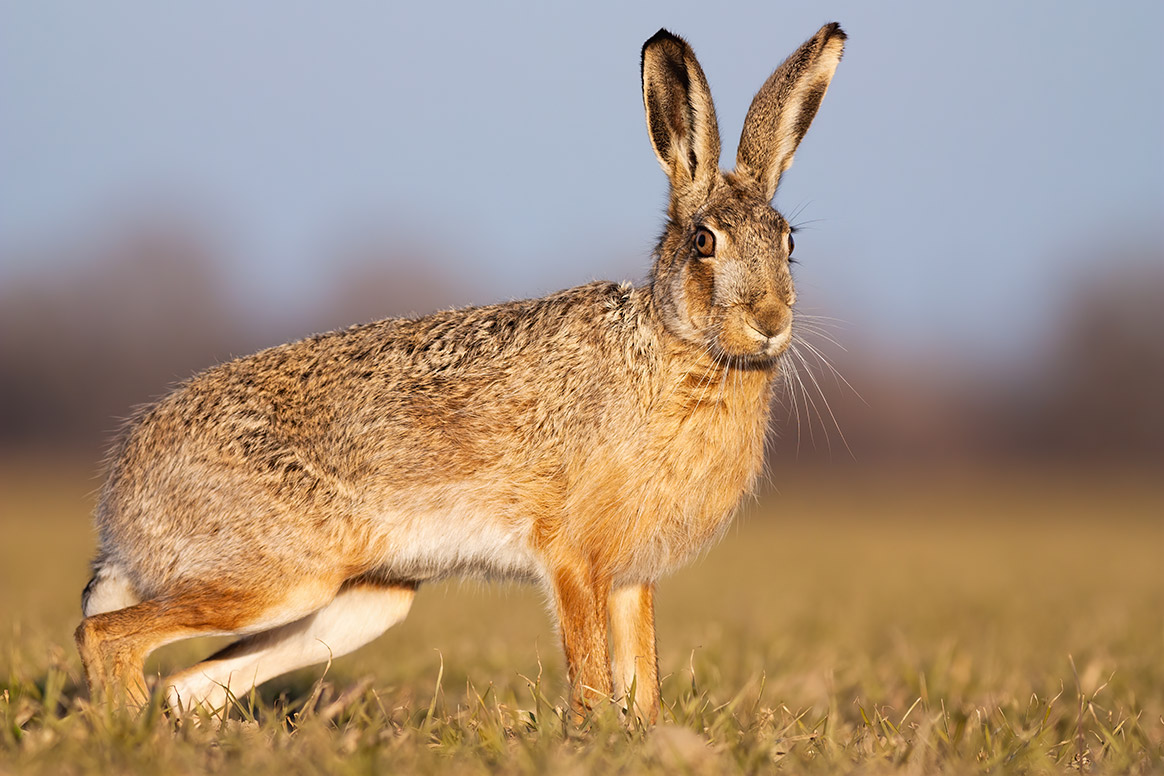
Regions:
[[368, 502, 541, 583]]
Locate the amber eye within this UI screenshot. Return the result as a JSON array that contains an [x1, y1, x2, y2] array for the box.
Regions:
[[694, 227, 716, 257], [788, 233, 795, 256]]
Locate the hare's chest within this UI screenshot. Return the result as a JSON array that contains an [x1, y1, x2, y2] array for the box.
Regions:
[[613, 409, 770, 581], [670, 433, 764, 535]]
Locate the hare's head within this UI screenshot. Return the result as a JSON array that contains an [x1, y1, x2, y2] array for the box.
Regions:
[[642, 25, 845, 364]]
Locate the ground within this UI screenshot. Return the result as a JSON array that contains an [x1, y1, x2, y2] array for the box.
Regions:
[[2, 460, 1161, 774]]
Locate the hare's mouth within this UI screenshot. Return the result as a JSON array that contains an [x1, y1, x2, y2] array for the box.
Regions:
[[745, 321, 793, 355], [714, 316, 792, 364]]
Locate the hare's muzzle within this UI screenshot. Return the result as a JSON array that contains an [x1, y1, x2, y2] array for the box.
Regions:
[[747, 299, 793, 355], [718, 298, 793, 360], [749, 299, 791, 340]]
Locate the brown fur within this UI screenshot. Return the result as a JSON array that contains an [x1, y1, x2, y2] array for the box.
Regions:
[[77, 24, 846, 720]]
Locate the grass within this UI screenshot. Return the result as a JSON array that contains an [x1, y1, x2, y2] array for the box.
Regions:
[[2, 460, 1162, 774]]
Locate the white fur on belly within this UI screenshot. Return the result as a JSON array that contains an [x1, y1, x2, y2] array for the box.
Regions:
[[370, 500, 542, 582]]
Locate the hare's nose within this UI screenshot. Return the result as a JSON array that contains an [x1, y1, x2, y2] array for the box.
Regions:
[[750, 299, 792, 340]]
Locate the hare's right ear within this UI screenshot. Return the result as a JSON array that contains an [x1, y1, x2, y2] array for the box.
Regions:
[[735, 23, 846, 200], [641, 30, 721, 217]]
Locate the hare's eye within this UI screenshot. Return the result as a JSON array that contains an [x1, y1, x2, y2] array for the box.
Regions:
[[787, 233, 795, 256], [694, 228, 716, 257]]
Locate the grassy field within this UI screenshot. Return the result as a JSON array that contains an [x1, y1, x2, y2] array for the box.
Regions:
[[1, 460, 1161, 774]]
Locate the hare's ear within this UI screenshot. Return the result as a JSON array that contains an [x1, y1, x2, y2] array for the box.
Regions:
[[641, 30, 722, 215], [735, 23, 846, 200]]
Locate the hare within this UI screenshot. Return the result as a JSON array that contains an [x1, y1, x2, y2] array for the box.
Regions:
[[76, 24, 845, 722]]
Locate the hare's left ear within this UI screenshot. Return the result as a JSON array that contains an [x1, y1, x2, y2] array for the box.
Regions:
[[642, 30, 721, 217], [735, 23, 846, 200]]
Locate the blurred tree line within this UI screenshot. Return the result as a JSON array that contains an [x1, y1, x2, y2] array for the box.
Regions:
[[2, 217, 1161, 465], [0, 216, 462, 457]]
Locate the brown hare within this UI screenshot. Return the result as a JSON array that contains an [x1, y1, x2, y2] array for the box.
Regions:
[[76, 24, 846, 722]]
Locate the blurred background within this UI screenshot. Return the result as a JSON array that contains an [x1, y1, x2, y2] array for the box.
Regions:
[[2, 0, 1162, 470]]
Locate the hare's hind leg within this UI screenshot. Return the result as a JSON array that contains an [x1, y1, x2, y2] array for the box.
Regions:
[[164, 580, 416, 714], [75, 581, 337, 708], [609, 583, 659, 723], [76, 564, 143, 700]]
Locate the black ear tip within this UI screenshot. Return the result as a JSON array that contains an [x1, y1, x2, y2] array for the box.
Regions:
[[643, 28, 684, 52], [821, 22, 847, 41]]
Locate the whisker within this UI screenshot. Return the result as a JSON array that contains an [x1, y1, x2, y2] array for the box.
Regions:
[[791, 340, 855, 459], [773, 353, 797, 453], [793, 323, 847, 351], [789, 344, 829, 453], [784, 354, 805, 456], [787, 201, 812, 225], [664, 338, 720, 408], [785, 345, 823, 452], [775, 353, 800, 456], [794, 312, 851, 327], [717, 353, 731, 408], [796, 335, 867, 406], [691, 346, 724, 412], [790, 353, 813, 456], [788, 217, 827, 231]]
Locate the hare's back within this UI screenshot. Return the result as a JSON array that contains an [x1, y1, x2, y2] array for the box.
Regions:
[[94, 282, 654, 592]]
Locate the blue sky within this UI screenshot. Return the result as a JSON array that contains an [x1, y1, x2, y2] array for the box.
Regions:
[[2, 1, 1161, 363]]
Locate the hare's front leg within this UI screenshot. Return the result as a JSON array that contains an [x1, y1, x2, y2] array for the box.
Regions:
[[609, 583, 659, 723], [549, 563, 612, 716]]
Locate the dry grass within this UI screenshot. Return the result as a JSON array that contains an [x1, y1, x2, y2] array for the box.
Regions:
[[2, 459, 1162, 774]]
